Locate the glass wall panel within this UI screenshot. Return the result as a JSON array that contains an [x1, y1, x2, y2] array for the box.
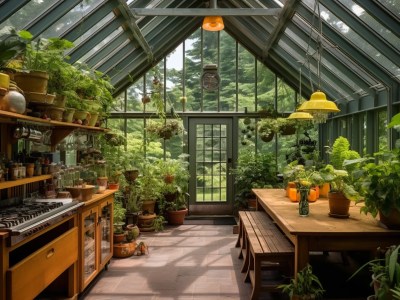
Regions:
[[219, 32, 236, 112], [277, 78, 296, 113], [144, 60, 164, 113], [238, 45, 256, 112], [166, 43, 183, 113], [184, 29, 201, 111], [256, 61, 275, 111], [126, 77, 144, 112], [113, 92, 125, 112], [202, 30, 219, 111], [378, 109, 388, 151]]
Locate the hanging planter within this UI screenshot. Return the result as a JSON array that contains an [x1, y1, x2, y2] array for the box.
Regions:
[[260, 132, 274, 142]]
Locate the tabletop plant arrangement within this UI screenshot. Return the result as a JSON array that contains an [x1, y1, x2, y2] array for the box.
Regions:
[[321, 136, 361, 218], [279, 264, 325, 300]]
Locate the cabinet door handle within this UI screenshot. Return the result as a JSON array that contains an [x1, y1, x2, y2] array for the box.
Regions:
[[46, 248, 55, 259]]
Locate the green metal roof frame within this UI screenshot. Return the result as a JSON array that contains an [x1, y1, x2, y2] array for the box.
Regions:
[[0, 0, 398, 109]]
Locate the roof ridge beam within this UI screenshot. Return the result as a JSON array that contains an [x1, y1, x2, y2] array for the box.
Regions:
[[131, 8, 281, 16]]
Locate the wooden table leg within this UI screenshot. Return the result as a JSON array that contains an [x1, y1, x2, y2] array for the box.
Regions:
[[294, 236, 309, 276]]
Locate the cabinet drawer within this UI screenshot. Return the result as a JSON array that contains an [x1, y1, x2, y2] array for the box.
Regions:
[[7, 227, 78, 300]]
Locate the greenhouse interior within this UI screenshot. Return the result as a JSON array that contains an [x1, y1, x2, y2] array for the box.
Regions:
[[0, 0, 399, 299]]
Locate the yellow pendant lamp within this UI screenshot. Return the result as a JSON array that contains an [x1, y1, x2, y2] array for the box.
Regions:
[[287, 111, 313, 120], [299, 90, 340, 113], [202, 16, 224, 31]]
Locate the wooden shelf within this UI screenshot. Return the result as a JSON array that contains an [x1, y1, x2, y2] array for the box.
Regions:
[[0, 175, 52, 190], [0, 110, 107, 132]]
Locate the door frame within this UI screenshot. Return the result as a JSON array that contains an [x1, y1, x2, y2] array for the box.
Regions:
[[187, 117, 234, 215]]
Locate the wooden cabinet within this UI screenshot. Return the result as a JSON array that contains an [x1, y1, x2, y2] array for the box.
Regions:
[[79, 190, 115, 292]]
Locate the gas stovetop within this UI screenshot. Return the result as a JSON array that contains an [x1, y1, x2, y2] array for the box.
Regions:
[[0, 198, 83, 245]]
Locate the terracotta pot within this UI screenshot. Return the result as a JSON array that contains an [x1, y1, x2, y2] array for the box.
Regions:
[[36, 105, 64, 121], [96, 177, 108, 193], [138, 213, 156, 232], [167, 209, 188, 225], [88, 112, 99, 127], [63, 108, 75, 123], [113, 233, 125, 243], [141, 200, 156, 214], [53, 94, 66, 108], [73, 110, 90, 121], [108, 183, 119, 190], [328, 192, 350, 218], [379, 208, 400, 229], [14, 70, 49, 94], [113, 241, 136, 258]]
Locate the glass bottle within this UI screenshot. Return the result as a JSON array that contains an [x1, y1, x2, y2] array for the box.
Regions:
[[299, 188, 310, 217]]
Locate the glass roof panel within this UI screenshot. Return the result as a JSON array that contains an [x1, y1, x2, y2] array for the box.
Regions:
[[302, 0, 399, 79], [376, 0, 400, 17], [277, 38, 350, 100], [338, 0, 400, 52], [40, 0, 106, 38], [79, 28, 124, 63], [0, 0, 58, 30], [70, 12, 114, 47], [283, 26, 363, 94]]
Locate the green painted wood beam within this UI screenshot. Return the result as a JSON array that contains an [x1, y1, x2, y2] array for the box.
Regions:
[[131, 8, 282, 16]]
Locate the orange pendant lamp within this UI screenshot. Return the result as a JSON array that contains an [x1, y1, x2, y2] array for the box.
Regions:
[[202, 16, 224, 31]]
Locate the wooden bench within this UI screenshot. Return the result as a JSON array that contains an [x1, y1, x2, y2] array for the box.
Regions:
[[236, 211, 294, 300]]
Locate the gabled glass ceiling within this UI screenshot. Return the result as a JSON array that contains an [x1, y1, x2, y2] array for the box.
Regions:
[[0, 0, 398, 105]]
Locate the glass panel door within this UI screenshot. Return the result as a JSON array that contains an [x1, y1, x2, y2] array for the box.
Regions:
[[99, 200, 112, 268], [188, 118, 233, 215]]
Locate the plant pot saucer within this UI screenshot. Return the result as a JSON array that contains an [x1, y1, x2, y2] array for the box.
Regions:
[[328, 212, 350, 219]]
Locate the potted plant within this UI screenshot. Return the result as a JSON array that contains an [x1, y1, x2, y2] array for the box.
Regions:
[[0, 27, 31, 74], [231, 149, 279, 210], [113, 201, 126, 243], [146, 119, 184, 140], [279, 264, 325, 299], [164, 192, 188, 225], [358, 148, 400, 229], [276, 117, 297, 135], [320, 164, 360, 218], [348, 245, 400, 300]]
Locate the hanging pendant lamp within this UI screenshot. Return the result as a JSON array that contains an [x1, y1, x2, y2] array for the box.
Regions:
[[202, 0, 224, 31], [287, 111, 313, 120], [202, 16, 224, 31]]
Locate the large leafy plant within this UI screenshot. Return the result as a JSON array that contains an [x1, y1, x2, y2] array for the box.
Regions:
[[231, 149, 279, 209], [359, 149, 400, 218]]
